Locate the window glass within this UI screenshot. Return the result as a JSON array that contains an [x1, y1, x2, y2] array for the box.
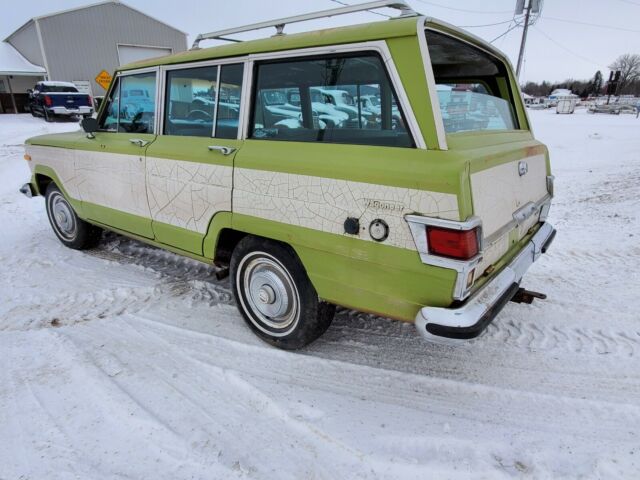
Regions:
[[250, 54, 413, 148], [215, 64, 243, 139], [425, 30, 518, 133], [164, 66, 218, 137], [98, 77, 120, 132], [437, 83, 515, 133], [118, 72, 156, 133]]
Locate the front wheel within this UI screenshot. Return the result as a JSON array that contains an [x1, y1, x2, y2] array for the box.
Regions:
[[45, 184, 101, 250], [230, 236, 335, 350]]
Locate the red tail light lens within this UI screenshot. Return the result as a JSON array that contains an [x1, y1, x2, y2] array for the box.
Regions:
[[44, 95, 52, 106], [426, 226, 480, 260]]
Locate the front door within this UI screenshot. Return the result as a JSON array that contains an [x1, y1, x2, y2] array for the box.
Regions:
[[75, 70, 158, 238], [145, 63, 244, 255]]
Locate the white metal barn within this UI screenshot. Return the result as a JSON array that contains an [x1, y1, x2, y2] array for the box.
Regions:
[[0, 0, 187, 113]]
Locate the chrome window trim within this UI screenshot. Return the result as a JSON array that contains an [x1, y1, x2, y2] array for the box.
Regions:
[[158, 59, 249, 139], [102, 66, 160, 134], [422, 24, 528, 134], [241, 40, 426, 149], [416, 16, 448, 151], [211, 65, 222, 137], [238, 59, 253, 141], [405, 214, 483, 300]]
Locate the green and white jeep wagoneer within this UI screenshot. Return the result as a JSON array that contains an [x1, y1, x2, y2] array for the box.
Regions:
[[20, 1, 556, 349]]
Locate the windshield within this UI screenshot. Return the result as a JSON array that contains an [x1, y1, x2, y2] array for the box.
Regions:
[[426, 30, 519, 134]]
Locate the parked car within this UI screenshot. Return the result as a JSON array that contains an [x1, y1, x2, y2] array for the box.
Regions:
[[20, 1, 555, 350], [28, 81, 93, 122], [588, 104, 621, 115]]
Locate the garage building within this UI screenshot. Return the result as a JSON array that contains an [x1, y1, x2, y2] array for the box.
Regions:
[[1, 0, 187, 113]]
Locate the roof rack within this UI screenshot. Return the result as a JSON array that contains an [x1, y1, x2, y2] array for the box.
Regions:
[[191, 0, 418, 49]]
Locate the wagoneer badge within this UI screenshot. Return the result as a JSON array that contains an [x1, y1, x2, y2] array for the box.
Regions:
[[518, 161, 529, 177]]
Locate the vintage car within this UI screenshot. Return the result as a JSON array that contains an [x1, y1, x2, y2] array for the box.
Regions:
[[28, 81, 93, 121], [20, 0, 555, 350]]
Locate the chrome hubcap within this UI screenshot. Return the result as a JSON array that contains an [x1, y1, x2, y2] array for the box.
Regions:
[[50, 193, 77, 240], [240, 254, 299, 333]]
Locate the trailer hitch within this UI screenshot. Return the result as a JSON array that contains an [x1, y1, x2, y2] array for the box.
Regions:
[[510, 287, 547, 304]]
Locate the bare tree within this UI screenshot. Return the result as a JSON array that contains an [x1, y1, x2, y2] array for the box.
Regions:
[[609, 54, 640, 94]]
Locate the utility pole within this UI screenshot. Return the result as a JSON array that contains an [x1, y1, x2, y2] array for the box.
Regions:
[[515, 0, 532, 79]]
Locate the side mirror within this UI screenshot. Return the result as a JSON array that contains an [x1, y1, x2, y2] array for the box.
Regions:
[[81, 117, 98, 137]]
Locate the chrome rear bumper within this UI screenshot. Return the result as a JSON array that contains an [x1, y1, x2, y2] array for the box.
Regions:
[[415, 222, 556, 344]]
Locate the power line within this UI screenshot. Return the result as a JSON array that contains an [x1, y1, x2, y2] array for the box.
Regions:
[[532, 25, 608, 70], [327, 0, 391, 17], [613, 0, 640, 6], [490, 22, 520, 42], [412, 0, 513, 15], [542, 16, 640, 33], [459, 19, 515, 28]]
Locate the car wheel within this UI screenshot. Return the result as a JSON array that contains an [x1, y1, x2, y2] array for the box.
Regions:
[[44, 109, 52, 122], [45, 184, 101, 250], [230, 236, 335, 350], [29, 106, 36, 117]]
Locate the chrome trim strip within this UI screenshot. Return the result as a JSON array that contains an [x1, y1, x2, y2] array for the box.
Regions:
[[415, 222, 555, 344], [416, 17, 448, 150], [483, 194, 551, 246]]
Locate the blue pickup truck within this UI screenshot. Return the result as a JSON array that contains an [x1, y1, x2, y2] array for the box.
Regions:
[[28, 81, 93, 122]]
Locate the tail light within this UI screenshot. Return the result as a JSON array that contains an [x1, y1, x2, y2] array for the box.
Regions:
[[44, 95, 52, 106], [426, 226, 480, 260]]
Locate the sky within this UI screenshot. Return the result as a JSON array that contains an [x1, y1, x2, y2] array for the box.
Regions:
[[2, 0, 639, 83]]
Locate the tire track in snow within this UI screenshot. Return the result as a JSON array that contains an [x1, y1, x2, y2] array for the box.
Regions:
[[45, 232, 638, 359]]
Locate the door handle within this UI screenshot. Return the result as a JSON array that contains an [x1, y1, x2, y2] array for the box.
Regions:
[[208, 145, 236, 155], [129, 138, 149, 147]]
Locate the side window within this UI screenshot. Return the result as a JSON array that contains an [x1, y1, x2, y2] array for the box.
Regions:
[[164, 65, 218, 137], [215, 63, 243, 139], [249, 53, 413, 148], [98, 77, 120, 132], [119, 72, 156, 133]]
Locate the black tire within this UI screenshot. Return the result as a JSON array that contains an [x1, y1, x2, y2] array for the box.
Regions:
[[230, 236, 335, 350], [29, 106, 36, 117], [44, 109, 53, 122], [45, 184, 101, 250]]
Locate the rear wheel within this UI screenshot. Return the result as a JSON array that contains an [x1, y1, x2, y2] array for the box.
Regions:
[[45, 184, 101, 250], [44, 109, 52, 122], [230, 236, 335, 350]]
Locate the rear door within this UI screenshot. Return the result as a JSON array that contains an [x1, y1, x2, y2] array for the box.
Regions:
[[74, 70, 158, 238], [144, 62, 244, 255]]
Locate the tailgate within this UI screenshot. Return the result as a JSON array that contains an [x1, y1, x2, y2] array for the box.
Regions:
[[471, 153, 550, 279]]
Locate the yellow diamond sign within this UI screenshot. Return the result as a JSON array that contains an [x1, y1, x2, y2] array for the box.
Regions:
[[95, 70, 113, 90]]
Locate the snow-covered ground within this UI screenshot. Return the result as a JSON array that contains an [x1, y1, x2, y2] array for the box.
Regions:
[[0, 109, 638, 479]]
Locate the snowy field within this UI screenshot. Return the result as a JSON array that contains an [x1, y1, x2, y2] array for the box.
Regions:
[[0, 109, 638, 479]]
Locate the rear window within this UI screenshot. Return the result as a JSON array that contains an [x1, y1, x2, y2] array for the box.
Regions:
[[39, 84, 78, 93], [426, 30, 519, 134]]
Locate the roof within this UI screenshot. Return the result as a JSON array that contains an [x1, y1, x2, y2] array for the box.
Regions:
[[0, 41, 46, 75], [5, 0, 187, 42], [121, 16, 511, 72]]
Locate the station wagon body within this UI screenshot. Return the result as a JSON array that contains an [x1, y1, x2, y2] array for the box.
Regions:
[[21, 1, 555, 349]]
